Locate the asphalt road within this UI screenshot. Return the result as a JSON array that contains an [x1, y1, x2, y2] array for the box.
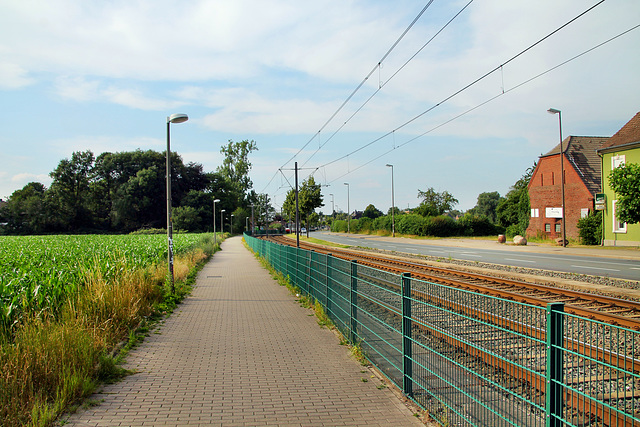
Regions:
[[313, 231, 640, 281]]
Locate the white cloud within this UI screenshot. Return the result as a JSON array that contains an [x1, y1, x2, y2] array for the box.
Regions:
[[0, 63, 34, 89]]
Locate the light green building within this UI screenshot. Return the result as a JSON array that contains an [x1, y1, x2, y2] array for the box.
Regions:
[[597, 112, 640, 247]]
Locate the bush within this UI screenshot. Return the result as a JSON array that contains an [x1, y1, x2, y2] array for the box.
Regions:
[[424, 215, 459, 237], [372, 215, 391, 232], [331, 219, 348, 233], [458, 214, 497, 236], [396, 214, 426, 236], [577, 211, 602, 245]]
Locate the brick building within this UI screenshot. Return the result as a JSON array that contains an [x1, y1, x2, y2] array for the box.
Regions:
[[526, 136, 608, 241]]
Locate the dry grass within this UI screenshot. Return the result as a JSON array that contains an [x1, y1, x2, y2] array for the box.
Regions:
[[0, 243, 213, 426]]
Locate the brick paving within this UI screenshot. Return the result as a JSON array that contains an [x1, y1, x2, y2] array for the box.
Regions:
[[63, 236, 424, 426]]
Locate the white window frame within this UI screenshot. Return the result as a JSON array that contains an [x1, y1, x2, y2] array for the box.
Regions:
[[612, 155, 626, 169], [612, 200, 627, 233]]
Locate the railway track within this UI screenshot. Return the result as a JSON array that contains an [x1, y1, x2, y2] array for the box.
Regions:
[[265, 235, 640, 331], [260, 235, 640, 426]]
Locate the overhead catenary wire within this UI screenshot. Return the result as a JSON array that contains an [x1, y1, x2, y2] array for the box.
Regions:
[[298, 0, 475, 169], [325, 22, 640, 185], [277, 1, 437, 172], [316, 0, 607, 171]]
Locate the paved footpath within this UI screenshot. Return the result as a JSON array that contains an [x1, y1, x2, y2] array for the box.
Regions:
[[64, 236, 424, 426]]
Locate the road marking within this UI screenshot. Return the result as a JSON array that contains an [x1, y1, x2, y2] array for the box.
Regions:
[[571, 265, 620, 272], [631, 267, 640, 270], [460, 252, 483, 258], [504, 258, 536, 263]]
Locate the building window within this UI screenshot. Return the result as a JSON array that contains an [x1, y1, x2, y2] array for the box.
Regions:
[[612, 155, 626, 169], [555, 223, 561, 233], [545, 223, 551, 232], [612, 200, 627, 233], [540, 174, 544, 186], [531, 208, 539, 218]]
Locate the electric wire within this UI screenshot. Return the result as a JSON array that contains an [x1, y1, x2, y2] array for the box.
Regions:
[[277, 1, 436, 172], [299, 0, 475, 169], [325, 23, 640, 185], [316, 0, 607, 170]]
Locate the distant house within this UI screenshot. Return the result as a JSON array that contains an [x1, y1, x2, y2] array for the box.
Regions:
[[526, 136, 608, 241], [597, 112, 640, 247]]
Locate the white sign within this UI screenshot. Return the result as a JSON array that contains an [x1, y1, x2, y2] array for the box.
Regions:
[[546, 207, 563, 218]]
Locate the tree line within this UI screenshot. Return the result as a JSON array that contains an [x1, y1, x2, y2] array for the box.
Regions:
[[0, 140, 263, 235]]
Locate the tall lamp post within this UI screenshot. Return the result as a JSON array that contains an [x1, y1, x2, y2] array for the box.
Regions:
[[547, 108, 566, 247], [213, 198, 220, 246], [386, 164, 395, 237], [220, 209, 225, 239], [166, 113, 188, 293], [329, 193, 334, 216], [344, 182, 350, 233]]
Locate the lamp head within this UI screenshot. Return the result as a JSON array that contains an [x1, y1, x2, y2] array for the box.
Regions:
[[547, 108, 560, 115], [213, 199, 220, 203], [386, 164, 393, 167], [168, 113, 189, 124], [344, 183, 349, 186]]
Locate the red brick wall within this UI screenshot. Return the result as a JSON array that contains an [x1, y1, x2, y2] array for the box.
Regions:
[[527, 154, 595, 240]]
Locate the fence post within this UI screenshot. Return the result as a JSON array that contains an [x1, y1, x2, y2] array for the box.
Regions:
[[350, 260, 358, 343], [402, 272, 413, 397], [546, 303, 564, 427], [326, 253, 332, 313]]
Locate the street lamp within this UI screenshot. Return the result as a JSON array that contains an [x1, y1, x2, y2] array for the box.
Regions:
[[213, 198, 220, 246], [547, 108, 566, 247], [344, 183, 350, 234], [386, 164, 395, 237], [329, 193, 334, 217], [231, 214, 235, 235], [245, 216, 249, 232], [166, 113, 188, 293], [221, 209, 226, 238]]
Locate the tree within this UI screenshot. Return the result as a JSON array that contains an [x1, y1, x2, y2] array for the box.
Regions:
[[415, 187, 458, 217], [469, 191, 501, 223], [217, 139, 258, 205], [0, 182, 51, 234], [282, 176, 323, 236], [362, 204, 383, 219], [49, 150, 96, 230], [497, 163, 535, 236], [609, 163, 640, 224]]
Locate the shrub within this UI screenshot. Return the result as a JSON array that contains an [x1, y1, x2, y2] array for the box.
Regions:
[[396, 214, 426, 236], [458, 214, 497, 236], [577, 211, 602, 245], [423, 215, 459, 237]]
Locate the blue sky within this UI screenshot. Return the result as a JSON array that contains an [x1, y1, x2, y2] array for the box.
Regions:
[[1, 0, 639, 214]]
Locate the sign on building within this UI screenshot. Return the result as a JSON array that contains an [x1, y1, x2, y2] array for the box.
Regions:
[[545, 207, 563, 218], [595, 193, 606, 211]]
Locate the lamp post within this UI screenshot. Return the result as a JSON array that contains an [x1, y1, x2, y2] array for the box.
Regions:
[[344, 182, 350, 233], [213, 198, 220, 246], [547, 108, 566, 247], [221, 209, 225, 239], [329, 193, 334, 216], [166, 113, 188, 294], [386, 164, 395, 237], [245, 216, 249, 232]]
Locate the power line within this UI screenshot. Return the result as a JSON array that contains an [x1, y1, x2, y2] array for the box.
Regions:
[[299, 0, 475, 169], [316, 0, 607, 171], [325, 22, 640, 185], [277, 1, 437, 172]]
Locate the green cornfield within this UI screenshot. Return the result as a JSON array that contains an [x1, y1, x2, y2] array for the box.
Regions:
[[0, 233, 207, 336]]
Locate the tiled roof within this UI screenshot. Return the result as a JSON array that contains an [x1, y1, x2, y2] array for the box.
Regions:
[[541, 136, 609, 195], [600, 111, 640, 150]]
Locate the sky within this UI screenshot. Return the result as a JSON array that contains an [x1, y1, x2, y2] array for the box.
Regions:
[[1, 0, 639, 214]]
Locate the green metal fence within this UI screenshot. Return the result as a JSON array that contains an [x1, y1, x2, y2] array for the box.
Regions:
[[245, 234, 640, 427]]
